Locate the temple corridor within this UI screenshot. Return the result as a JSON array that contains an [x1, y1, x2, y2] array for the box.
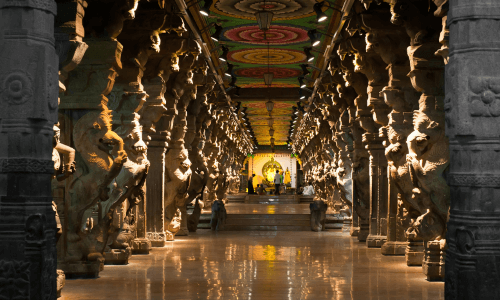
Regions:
[[1, 0, 500, 298], [61, 230, 444, 300]]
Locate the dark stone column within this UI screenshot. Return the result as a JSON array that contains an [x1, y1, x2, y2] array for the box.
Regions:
[[445, 0, 500, 297], [365, 135, 388, 248], [0, 0, 59, 298], [145, 134, 167, 247]]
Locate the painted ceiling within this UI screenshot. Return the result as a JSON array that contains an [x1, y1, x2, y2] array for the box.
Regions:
[[241, 100, 295, 145], [195, 0, 343, 146]]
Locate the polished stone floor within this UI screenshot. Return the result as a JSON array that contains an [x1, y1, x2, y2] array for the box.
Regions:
[[225, 204, 311, 214], [61, 231, 444, 300]]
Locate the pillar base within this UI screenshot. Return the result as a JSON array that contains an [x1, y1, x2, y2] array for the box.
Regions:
[[104, 248, 132, 265], [147, 232, 167, 247], [423, 240, 445, 281], [350, 226, 360, 236], [406, 240, 424, 266], [59, 260, 104, 279], [175, 227, 189, 236], [342, 218, 351, 232], [132, 238, 151, 254], [366, 234, 387, 248], [357, 225, 369, 242], [381, 241, 408, 256]]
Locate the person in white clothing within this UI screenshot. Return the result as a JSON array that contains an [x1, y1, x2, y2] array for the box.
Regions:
[[274, 170, 281, 195], [303, 182, 314, 196]]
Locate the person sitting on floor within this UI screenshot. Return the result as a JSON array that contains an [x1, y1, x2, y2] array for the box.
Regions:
[[257, 184, 265, 195], [302, 182, 314, 196]]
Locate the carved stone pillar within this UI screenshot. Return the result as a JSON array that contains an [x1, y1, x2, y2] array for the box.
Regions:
[[0, 0, 59, 297], [364, 134, 388, 248], [142, 32, 185, 247], [445, 0, 500, 296]]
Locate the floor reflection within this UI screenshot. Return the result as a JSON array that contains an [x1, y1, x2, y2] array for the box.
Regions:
[[61, 231, 444, 300]]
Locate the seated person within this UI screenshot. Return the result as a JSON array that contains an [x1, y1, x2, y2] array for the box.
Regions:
[[302, 182, 315, 196], [296, 186, 304, 195], [257, 184, 265, 195]]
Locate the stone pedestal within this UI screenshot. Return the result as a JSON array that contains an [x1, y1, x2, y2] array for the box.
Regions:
[[132, 238, 152, 254], [104, 248, 132, 265], [59, 261, 104, 279], [423, 240, 445, 281], [406, 238, 424, 266]]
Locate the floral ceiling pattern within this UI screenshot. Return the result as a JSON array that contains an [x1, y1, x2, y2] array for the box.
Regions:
[[197, 0, 343, 145]]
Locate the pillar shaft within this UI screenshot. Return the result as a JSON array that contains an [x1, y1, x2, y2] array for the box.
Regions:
[[366, 137, 388, 248], [445, 0, 500, 297], [0, 0, 59, 298]]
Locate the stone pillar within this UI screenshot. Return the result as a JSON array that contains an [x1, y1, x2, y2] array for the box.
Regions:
[[142, 31, 185, 247], [445, 0, 500, 297], [0, 0, 59, 298], [365, 135, 388, 248]]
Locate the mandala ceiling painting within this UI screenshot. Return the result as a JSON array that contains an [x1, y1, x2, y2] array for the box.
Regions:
[[197, 0, 342, 146]]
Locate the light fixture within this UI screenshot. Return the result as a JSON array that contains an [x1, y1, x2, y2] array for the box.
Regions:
[[270, 137, 275, 144], [255, 3, 273, 32], [219, 45, 229, 61], [229, 74, 237, 86], [200, 0, 213, 16], [269, 128, 275, 136], [299, 89, 306, 99], [298, 77, 306, 88], [265, 100, 274, 114], [307, 29, 321, 47], [225, 63, 233, 76], [267, 117, 274, 127], [211, 24, 223, 42], [304, 47, 315, 62], [313, 2, 328, 22], [300, 64, 310, 76]]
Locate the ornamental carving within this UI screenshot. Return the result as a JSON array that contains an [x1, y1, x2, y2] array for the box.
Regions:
[[0, 158, 54, 174], [0, 70, 33, 105], [469, 76, 500, 117]]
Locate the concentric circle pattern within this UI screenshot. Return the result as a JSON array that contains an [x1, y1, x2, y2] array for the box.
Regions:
[[224, 25, 309, 45], [230, 48, 306, 65], [236, 67, 301, 79], [213, 0, 317, 20]]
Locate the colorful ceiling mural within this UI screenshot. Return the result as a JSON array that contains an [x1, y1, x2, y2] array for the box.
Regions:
[[241, 100, 295, 145], [197, 0, 343, 146]]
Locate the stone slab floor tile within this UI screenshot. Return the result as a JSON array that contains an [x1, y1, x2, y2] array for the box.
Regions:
[[60, 231, 444, 300]]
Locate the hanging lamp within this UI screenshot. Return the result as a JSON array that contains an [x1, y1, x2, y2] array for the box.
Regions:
[[255, 0, 273, 32]]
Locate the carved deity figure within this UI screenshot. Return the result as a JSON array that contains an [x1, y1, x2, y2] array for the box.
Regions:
[[64, 109, 127, 265]]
